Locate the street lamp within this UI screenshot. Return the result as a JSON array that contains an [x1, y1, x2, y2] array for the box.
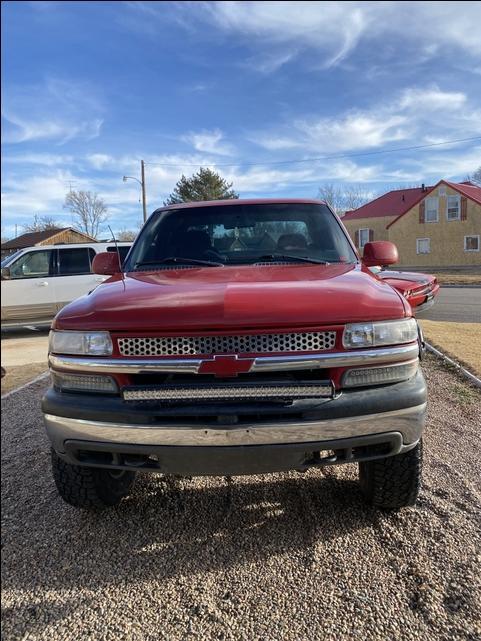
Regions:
[[122, 159, 147, 223]]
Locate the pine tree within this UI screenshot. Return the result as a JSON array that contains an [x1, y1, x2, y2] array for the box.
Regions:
[[164, 167, 239, 205]]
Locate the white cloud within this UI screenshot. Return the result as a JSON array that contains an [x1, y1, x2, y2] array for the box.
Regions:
[[4, 153, 75, 166], [198, 1, 367, 70], [253, 85, 480, 153], [2, 77, 104, 145], [87, 154, 114, 170], [246, 49, 298, 73], [399, 87, 467, 111], [2, 113, 103, 145], [181, 129, 235, 156], [119, 1, 481, 73]]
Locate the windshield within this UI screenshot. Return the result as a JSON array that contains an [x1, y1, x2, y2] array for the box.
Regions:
[[1, 250, 23, 267], [125, 203, 357, 271]]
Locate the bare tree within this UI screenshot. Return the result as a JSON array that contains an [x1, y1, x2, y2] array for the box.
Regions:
[[23, 214, 60, 233], [343, 184, 373, 211], [318, 183, 372, 216], [466, 166, 481, 187], [116, 229, 138, 242], [317, 183, 344, 216], [63, 190, 108, 238]]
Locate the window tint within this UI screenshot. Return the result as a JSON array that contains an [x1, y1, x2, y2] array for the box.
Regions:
[[9, 250, 52, 279], [57, 248, 94, 276]]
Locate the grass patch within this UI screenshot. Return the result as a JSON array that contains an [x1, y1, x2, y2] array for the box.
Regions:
[[452, 383, 478, 404], [420, 320, 481, 377]]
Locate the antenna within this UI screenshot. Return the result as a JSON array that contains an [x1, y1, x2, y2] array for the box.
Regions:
[[107, 224, 123, 278]]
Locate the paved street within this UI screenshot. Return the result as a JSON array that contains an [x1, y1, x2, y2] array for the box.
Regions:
[[1, 356, 480, 641], [418, 286, 481, 322]]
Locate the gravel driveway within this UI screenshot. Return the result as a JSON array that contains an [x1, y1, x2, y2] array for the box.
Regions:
[[2, 355, 480, 641]]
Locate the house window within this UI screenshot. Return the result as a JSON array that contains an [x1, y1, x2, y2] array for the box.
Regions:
[[358, 228, 370, 248], [438, 186, 447, 197], [447, 195, 461, 220], [464, 236, 480, 252], [416, 238, 430, 254], [425, 197, 438, 222]]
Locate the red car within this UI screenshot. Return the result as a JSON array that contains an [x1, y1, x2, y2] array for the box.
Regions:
[[43, 199, 428, 511], [370, 267, 439, 314]]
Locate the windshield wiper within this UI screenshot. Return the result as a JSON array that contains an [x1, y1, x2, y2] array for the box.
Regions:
[[253, 254, 330, 265], [135, 256, 223, 268]]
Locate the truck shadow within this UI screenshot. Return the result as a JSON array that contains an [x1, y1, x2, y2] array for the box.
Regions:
[[6, 469, 379, 589], [1, 468, 395, 636]]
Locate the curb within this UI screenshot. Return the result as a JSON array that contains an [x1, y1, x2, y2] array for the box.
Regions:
[[1, 371, 49, 400], [425, 342, 481, 389]]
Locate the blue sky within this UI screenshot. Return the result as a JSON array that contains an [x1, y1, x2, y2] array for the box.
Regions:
[[2, 0, 481, 237]]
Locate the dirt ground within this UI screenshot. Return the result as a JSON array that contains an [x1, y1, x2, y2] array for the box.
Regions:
[[435, 274, 481, 285], [1, 355, 480, 641], [1, 328, 49, 394], [1, 363, 49, 394]]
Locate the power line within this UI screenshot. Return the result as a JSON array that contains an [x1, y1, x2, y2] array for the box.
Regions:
[[144, 136, 481, 169]]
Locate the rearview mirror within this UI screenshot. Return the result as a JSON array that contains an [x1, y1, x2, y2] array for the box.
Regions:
[[1, 267, 11, 280], [363, 241, 398, 267], [92, 252, 121, 276]]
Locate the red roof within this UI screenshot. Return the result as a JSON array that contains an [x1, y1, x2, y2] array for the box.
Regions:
[[342, 187, 432, 221], [386, 179, 481, 229], [444, 180, 481, 206]]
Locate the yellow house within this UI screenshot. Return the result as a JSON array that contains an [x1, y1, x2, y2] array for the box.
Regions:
[[342, 180, 481, 268], [342, 185, 432, 248]]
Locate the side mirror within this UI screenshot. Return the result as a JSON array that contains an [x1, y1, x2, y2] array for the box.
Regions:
[[92, 252, 121, 276], [363, 241, 398, 267], [1, 267, 11, 280]]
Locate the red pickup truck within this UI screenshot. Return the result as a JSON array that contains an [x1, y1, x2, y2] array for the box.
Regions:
[[43, 199, 430, 510]]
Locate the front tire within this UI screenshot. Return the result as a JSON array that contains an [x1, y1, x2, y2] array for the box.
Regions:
[[51, 449, 136, 509], [359, 440, 422, 509]]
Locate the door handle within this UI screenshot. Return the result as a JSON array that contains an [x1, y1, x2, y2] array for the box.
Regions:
[[38, 281, 49, 287]]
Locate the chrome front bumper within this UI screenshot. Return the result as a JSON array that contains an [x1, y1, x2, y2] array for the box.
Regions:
[[44, 402, 426, 451], [48, 343, 420, 374]]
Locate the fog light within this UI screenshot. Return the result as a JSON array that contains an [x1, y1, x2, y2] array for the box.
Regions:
[[342, 360, 418, 388], [51, 371, 118, 394]]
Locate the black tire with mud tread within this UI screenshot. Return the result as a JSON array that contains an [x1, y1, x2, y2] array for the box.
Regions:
[[51, 449, 136, 509], [359, 440, 422, 509]]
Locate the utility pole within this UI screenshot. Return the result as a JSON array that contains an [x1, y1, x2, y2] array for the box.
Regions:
[[140, 160, 147, 223], [123, 161, 148, 224]]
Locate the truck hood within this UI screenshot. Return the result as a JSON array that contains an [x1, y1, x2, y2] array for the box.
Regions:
[[54, 263, 407, 332]]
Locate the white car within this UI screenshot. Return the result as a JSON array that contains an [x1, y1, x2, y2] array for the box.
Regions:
[[1, 242, 131, 328]]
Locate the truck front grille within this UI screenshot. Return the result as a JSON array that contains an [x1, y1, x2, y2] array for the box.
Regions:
[[117, 331, 337, 357]]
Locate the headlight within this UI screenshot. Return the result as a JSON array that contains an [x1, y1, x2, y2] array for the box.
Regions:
[[343, 318, 418, 349], [49, 330, 113, 356]]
